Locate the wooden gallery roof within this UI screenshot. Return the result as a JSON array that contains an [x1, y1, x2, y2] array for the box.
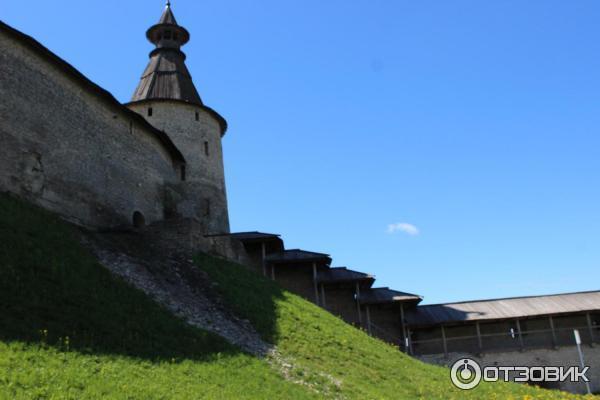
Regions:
[[226, 231, 284, 253], [226, 231, 282, 242], [405, 290, 600, 327], [317, 267, 375, 288], [266, 249, 331, 266], [358, 287, 423, 306]]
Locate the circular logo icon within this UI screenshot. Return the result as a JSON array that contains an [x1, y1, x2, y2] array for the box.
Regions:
[[450, 358, 482, 390]]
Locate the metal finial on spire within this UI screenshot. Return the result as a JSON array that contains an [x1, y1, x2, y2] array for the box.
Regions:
[[166, 0, 171, 7]]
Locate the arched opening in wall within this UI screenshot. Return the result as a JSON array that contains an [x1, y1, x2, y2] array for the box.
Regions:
[[132, 211, 146, 228]]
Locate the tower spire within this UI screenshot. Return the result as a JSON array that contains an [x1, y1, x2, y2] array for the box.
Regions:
[[130, 2, 202, 105]]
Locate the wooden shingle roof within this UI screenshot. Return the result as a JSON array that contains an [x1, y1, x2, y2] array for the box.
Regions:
[[358, 287, 422, 305], [208, 231, 284, 252], [131, 51, 202, 106], [227, 232, 282, 241], [158, 3, 178, 25], [128, 4, 227, 135], [131, 3, 200, 106], [405, 290, 600, 327], [317, 267, 374, 286], [266, 249, 331, 265]]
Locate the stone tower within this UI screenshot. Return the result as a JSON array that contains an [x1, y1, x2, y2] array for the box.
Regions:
[[127, 1, 230, 234]]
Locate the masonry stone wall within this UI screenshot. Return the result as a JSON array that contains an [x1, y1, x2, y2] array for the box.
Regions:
[[418, 346, 600, 394], [0, 32, 181, 228], [127, 101, 230, 234]]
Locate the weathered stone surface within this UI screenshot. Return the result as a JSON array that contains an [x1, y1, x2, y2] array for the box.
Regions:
[[128, 101, 230, 234], [83, 228, 269, 356], [0, 23, 231, 246], [0, 31, 181, 229]]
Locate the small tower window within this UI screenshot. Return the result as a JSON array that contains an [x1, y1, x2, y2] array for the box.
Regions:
[[164, 30, 172, 40], [180, 165, 186, 181], [195, 112, 200, 121], [148, 107, 153, 117], [204, 141, 209, 156], [203, 199, 211, 217]]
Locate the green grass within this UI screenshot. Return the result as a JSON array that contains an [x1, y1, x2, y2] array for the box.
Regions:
[[0, 192, 593, 399], [0, 194, 318, 400], [195, 253, 596, 400]]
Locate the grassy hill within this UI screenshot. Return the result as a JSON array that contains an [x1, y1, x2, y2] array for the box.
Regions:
[[0, 193, 592, 399]]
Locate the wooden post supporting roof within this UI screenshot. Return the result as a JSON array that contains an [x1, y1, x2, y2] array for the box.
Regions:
[[366, 305, 372, 335], [261, 242, 267, 277], [320, 284, 327, 308], [515, 319, 524, 350], [586, 313, 595, 345], [440, 325, 448, 358], [475, 322, 483, 353], [355, 282, 362, 327], [549, 316, 558, 348], [399, 303, 407, 353], [271, 263, 275, 280], [312, 262, 319, 305]]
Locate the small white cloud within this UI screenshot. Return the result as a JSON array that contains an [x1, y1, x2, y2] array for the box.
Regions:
[[387, 222, 419, 236]]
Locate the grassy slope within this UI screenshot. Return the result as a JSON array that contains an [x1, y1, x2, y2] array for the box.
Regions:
[[0, 194, 317, 400], [0, 193, 591, 399], [196, 254, 594, 400]]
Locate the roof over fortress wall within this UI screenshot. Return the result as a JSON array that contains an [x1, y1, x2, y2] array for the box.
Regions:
[[0, 21, 186, 165], [405, 290, 600, 327]]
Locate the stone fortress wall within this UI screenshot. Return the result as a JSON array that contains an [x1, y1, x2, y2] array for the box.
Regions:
[[0, 21, 229, 235], [1, 16, 598, 396], [0, 25, 183, 228], [127, 100, 229, 234]]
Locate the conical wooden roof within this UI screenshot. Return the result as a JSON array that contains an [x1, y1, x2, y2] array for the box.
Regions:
[[130, 2, 202, 106]]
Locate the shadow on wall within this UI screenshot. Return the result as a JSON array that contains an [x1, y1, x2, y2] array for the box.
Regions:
[[0, 193, 239, 362], [194, 253, 284, 344]]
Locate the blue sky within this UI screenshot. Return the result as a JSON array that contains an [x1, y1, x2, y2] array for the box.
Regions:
[[4, 1, 600, 304]]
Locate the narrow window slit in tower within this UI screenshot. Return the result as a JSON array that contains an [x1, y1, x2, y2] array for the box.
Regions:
[[148, 107, 153, 117], [180, 165, 186, 181], [204, 141, 209, 156], [203, 199, 211, 217], [195, 112, 199, 121]]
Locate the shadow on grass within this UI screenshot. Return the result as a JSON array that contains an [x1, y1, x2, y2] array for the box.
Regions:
[[194, 253, 286, 345], [0, 193, 237, 362]]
